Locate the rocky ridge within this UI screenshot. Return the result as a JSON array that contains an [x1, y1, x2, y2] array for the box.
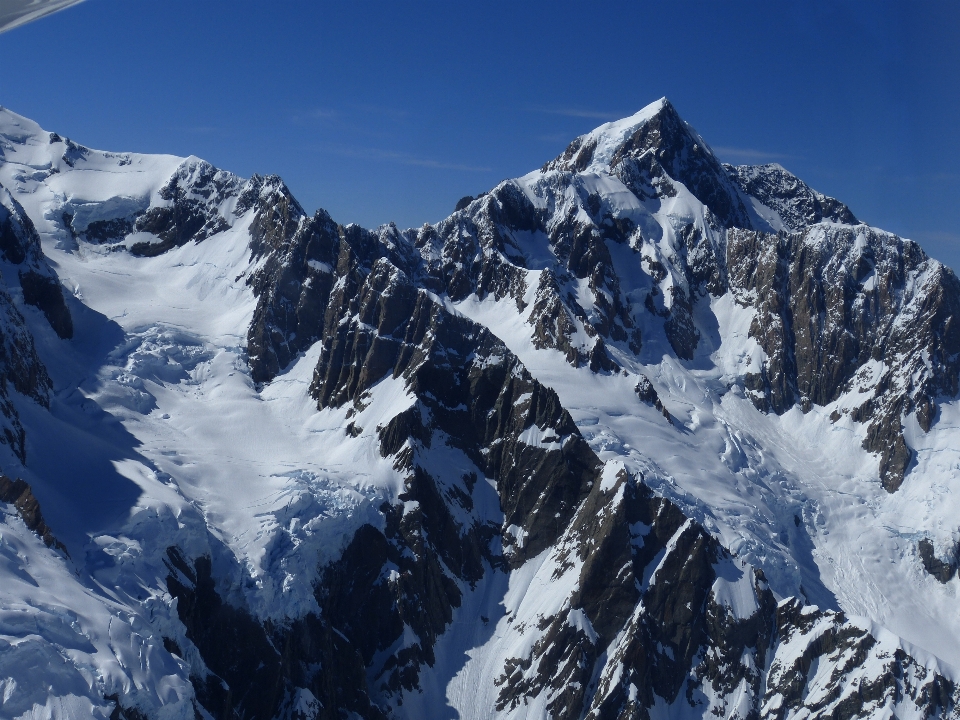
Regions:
[[239, 97, 951, 493], [0, 184, 71, 459]]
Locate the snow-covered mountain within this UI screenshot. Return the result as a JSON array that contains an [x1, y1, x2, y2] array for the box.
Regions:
[[2, 98, 960, 720]]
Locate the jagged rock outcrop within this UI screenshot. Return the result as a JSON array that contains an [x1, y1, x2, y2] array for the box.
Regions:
[[761, 600, 959, 720], [0, 184, 72, 338], [918, 538, 959, 583], [491, 468, 960, 720], [131, 159, 243, 256], [0, 475, 65, 552], [244, 175, 340, 383], [727, 225, 960, 490], [304, 247, 607, 702], [311, 259, 601, 565], [726, 163, 859, 230], [635, 374, 671, 421], [0, 184, 68, 460], [164, 548, 381, 720], [0, 289, 50, 460]]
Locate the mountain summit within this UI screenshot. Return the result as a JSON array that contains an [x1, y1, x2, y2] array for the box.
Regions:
[[1, 101, 959, 720], [544, 97, 757, 229]]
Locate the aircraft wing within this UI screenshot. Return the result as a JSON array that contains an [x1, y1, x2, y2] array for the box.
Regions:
[[0, 0, 85, 34]]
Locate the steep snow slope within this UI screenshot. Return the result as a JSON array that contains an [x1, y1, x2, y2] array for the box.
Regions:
[[0, 107, 405, 618], [1, 99, 960, 720], [0, 108, 412, 718]]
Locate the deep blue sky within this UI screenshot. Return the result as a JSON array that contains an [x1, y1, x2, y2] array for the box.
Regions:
[[2, 1, 959, 268]]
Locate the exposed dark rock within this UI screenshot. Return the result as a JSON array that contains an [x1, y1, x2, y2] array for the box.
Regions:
[[543, 134, 599, 174], [918, 538, 958, 583], [634, 375, 671, 421], [319, 499, 468, 698], [528, 269, 585, 365], [0, 203, 31, 265], [663, 287, 700, 360], [0, 475, 66, 552], [246, 200, 342, 383], [0, 280, 52, 461], [309, 262, 600, 566], [679, 221, 727, 298], [639, 139, 740, 220], [762, 599, 958, 720], [243, 175, 428, 384], [19, 270, 73, 339], [726, 225, 960, 491], [418, 183, 533, 305], [498, 470, 690, 715], [60, 138, 89, 168], [0, 183, 74, 338], [84, 217, 135, 244], [131, 159, 240, 256], [587, 335, 619, 373], [0, 191, 58, 461], [726, 162, 858, 230], [560, 99, 755, 230], [0, 185, 47, 262], [165, 547, 384, 720], [55, 200, 142, 245], [582, 479, 723, 718], [105, 694, 150, 720]]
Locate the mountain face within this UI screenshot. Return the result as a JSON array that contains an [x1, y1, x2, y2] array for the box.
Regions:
[[1, 98, 960, 720]]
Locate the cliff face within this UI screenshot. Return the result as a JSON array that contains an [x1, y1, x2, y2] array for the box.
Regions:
[[0, 184, 64, 459], [727, 225, 960, 490]]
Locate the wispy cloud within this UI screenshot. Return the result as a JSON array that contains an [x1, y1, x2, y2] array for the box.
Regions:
[[292, 104, 414, 126], [712, 145, 795, 164], [895, 171, 960, 183], [537, 132, 573, 144], [908, 230, 960, 245], [349, 103, 411, 120], [319, 144, 491, 172], [292, 108, 337, 124], [530, 106, 622, 121], [181, 125, 227, 135]]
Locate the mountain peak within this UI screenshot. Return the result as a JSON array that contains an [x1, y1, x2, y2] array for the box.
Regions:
[[543, 97, 685, 174], [542, 97, 755, 227], [725, 161, 859, 228]]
